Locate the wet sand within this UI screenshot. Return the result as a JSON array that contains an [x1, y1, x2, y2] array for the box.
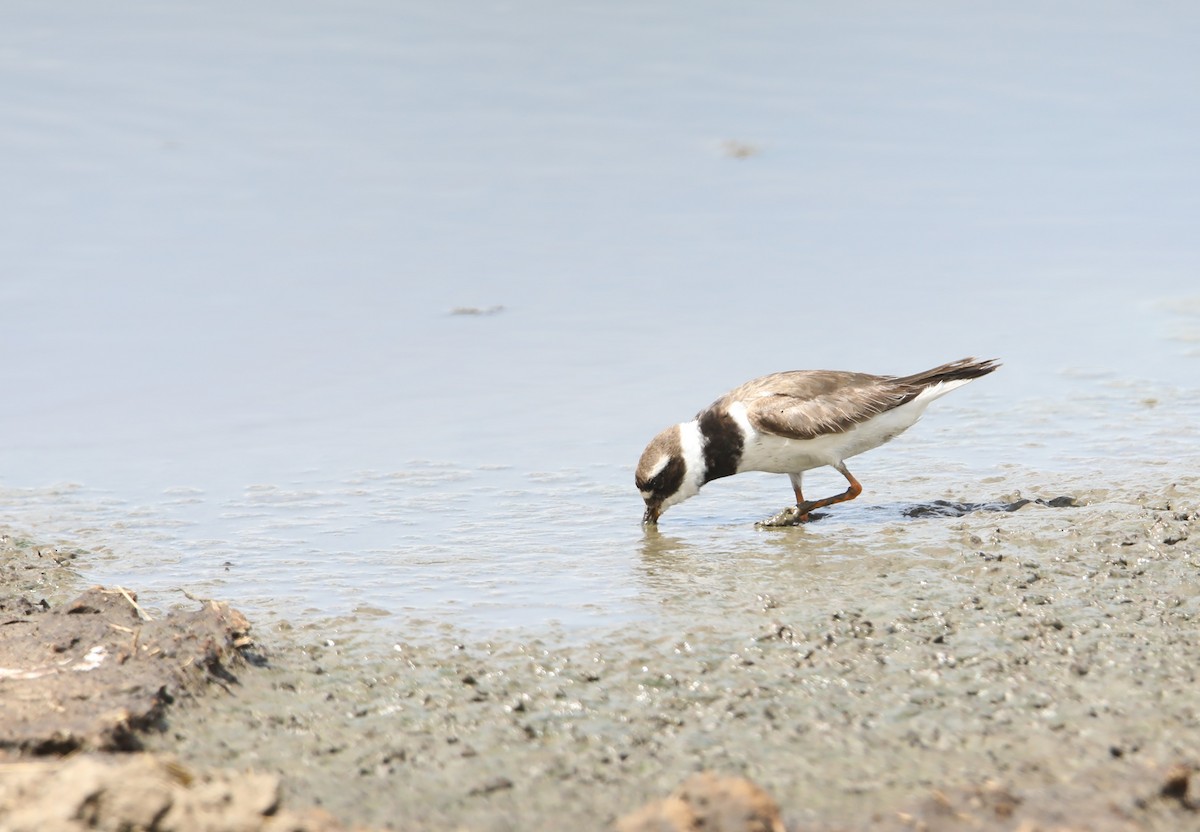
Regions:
[[140, 477, 1197, 830], [2, 476, 1199, 830]]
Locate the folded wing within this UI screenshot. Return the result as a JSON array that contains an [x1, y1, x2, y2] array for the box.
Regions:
[[736, 371, 916, 440]]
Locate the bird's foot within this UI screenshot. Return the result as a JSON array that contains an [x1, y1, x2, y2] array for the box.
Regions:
[[756, 503, 814, 528]]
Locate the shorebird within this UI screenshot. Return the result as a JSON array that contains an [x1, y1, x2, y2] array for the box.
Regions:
[[635, 357, 999, 526]]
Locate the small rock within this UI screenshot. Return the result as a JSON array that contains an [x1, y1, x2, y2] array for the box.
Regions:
[[617, 772, 785, 832], [1161, 764, 1193, 807], [469, 775, 513, 797], [1046, 496, 1079, 507]]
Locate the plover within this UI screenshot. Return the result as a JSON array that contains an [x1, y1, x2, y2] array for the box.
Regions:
[[636, 357, 999, 526]]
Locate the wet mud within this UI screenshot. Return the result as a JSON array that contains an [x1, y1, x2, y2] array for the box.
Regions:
[[3, 480, 1200, 831], [148, 480, 1200, 831]]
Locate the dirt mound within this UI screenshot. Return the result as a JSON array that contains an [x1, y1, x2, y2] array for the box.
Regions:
[[0, 530, 366, 831], [0, 753, 357, 832], [0, 585, 249, 755]]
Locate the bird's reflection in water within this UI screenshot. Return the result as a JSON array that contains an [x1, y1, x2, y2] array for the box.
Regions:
[[635, 524, 720, 595], [632, 519, 811, 601], [636, 525, 699, 588]]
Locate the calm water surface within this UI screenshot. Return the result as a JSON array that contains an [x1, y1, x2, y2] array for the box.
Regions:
[[2, 2, 1198, 646]]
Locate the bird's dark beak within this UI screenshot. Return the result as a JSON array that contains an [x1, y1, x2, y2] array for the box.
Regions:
[[642, 504, 661, 526]]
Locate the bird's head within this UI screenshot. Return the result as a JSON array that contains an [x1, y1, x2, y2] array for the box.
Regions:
[[635, 422, 703, 525]]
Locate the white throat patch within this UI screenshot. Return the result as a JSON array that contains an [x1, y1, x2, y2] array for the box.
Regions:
[[659, 419, 706, 510], [679, 419, 704, 479]]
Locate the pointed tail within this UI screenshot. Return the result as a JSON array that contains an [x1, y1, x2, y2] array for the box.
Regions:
[[897, 357, 1001, 387]]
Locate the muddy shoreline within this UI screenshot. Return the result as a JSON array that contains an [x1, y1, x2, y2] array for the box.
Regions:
[[3, 481, 1200, 830]]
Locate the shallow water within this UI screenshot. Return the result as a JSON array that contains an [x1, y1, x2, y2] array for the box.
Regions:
[[2, 2, 1199, 649]]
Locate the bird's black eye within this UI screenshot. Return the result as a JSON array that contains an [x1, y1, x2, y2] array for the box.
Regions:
[[639, 470, 666, 493], [640, 457, 684, 499]]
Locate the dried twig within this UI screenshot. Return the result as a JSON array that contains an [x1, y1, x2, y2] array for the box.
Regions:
[[114, 585, 153, 621]]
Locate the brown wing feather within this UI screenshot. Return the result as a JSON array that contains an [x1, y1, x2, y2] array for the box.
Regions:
[[707, 358, 999, 442], [724, 371, 917, 441]]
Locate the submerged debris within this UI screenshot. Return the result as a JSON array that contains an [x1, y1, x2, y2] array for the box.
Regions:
[[449, 305, 505, 316], [903, 495, 1079, 517]]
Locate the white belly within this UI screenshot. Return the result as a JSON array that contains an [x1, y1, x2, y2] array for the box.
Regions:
[[732, 395, 936, 475]]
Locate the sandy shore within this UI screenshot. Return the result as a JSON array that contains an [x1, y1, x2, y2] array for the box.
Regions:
[[3, 480, 1199, 830]]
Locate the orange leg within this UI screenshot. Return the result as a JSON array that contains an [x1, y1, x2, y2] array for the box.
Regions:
[[762, 465, 863, 528], [790, 476, 809, 522], [797, 463, 863, 515]]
